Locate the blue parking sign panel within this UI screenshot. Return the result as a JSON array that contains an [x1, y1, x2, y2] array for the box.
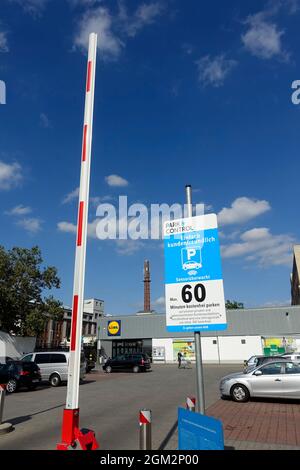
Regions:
[[178, 408, 224, 450], [163, 214, 227, 332]]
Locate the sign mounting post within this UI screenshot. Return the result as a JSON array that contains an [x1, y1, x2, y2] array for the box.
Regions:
[[57, 32, 99, 451], [186, 185, 205, 414]]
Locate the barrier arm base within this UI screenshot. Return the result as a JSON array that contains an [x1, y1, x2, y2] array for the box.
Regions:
[[57, 409, 99, 451]]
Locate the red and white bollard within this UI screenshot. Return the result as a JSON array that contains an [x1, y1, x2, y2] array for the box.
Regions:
[[139, 409, 152, 450], [0, 384, 12, 435], [186, 396, 196, 412]]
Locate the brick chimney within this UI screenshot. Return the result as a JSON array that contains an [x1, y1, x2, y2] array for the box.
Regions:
[[144, 260, 151, 312]]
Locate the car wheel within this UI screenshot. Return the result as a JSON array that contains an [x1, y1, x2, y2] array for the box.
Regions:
[[230, 384, 249, 402], [133, 365, 140, 373], [6, 379, 18, 394], [105, 366, 112, 374], [50, 373, 61, 387]]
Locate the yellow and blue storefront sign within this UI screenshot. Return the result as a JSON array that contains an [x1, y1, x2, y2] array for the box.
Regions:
[[107, 320, 121, 337]]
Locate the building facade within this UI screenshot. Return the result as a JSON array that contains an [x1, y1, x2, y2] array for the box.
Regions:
[[98, 306, 300, 364], [37, 298, 104, 349]]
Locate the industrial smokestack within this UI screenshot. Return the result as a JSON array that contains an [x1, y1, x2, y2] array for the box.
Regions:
[[144, 260, 151, 312]]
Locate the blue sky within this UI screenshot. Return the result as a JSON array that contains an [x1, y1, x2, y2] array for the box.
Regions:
[[0, 0, 300, 314]]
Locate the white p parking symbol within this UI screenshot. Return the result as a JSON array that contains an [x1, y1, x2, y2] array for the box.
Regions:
[[187, 248, 196, 260]]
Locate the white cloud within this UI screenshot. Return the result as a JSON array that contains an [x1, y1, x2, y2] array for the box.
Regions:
[[121, 2, 164, 38], [90, 194, 114, 206], [181, 43, 194, 55], [115, 239, 145, 255], [57, 221, 77, 234], [241, 13, 287, 60], [154, 296, 165, 306], [196, 54, 237, 87], [0, 160, 23, 190], [74, 2, 164, 59], [16, 217, 42, 234], [105, 174, 129, 187], [68, 0, 102, 6], [218, 197, 271, 226], [57, 217, 146, 255], [198, 202, 213, 212], [87, 218, 99, 238], [57, 218, 98, 238], [74, 7, 124, 60], [222, 227, 295, 267], [286, 0, 300, 14], [62, 187, 79, 204], [40, 112, 51, 128], [7, 0, 49, 15], [6, 205, 32, 216], [0, 31, 9, 53], [262, 0, 300, 17]]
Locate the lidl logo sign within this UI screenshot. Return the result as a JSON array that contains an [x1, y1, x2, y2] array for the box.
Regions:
[[107, 320, 121, 336]]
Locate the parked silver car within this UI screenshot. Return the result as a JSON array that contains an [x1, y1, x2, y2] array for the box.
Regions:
[[243, 355, 283, 373], [21, 351, 86, 387], [220, 360, 300, 402], [280, 352, 300, 361]]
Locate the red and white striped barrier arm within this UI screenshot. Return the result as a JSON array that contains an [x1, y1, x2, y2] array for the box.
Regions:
[[66, 32, 97, 411]]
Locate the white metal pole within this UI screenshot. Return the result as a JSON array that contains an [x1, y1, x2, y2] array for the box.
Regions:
[[66, 33, 97, 410], [185, 185, 206, 414]]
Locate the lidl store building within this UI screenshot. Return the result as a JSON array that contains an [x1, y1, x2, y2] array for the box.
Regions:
[[98, 306, 300, 364]]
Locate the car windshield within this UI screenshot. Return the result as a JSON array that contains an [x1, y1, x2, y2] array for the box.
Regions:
[[246, 356, 258, 366]]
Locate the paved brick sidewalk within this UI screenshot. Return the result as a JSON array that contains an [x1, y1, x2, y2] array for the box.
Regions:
[[207, 399, 300, 449], [225, 439, 300, 450]]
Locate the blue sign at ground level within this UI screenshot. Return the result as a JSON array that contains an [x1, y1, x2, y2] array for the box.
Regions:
[[178, 408, 224, 450]]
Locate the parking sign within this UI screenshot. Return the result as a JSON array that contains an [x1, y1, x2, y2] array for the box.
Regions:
[[163, 214, 227, 332]]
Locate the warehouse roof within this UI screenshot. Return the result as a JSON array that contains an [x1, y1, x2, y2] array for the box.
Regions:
[[99, 306, 300, 340]]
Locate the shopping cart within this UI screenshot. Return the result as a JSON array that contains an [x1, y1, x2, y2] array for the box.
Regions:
[[180, 357, 192, 369]]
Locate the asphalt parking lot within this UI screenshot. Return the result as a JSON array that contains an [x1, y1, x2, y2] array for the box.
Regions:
[[0, 363, 240, 450], [1, 363, 300, 450]]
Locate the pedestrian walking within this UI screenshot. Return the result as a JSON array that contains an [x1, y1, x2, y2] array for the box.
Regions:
[[177, 351, 183, 368]]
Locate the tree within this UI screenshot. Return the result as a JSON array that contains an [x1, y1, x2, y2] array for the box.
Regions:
[[0, 246, 63, 336], [225, 300, 244, 310]]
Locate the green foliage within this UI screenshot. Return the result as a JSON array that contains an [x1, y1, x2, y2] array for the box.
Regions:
[[0, 246, 63, 336], [225, 300, 244, 310]]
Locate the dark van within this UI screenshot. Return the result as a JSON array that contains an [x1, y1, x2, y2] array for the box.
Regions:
[[103, 353, 151, 373]]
